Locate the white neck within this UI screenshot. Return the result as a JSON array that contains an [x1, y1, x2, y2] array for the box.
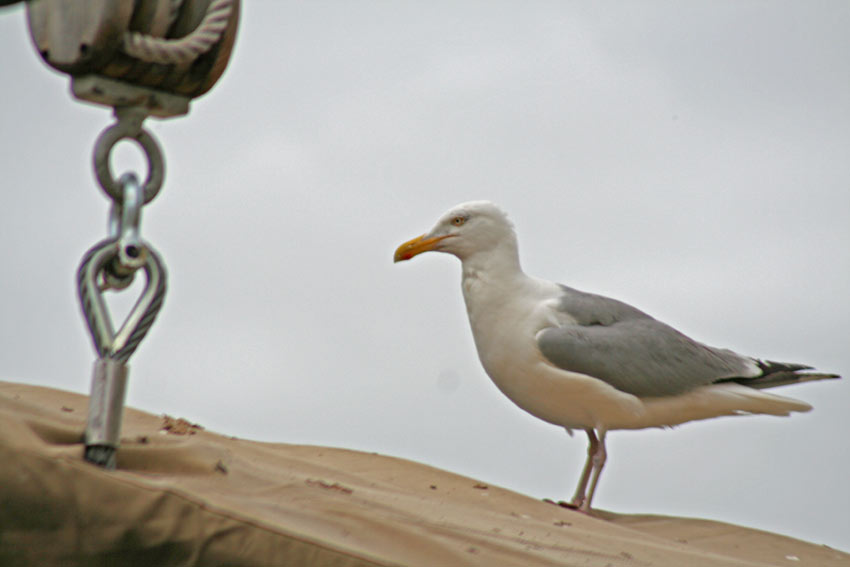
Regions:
[[459, 236, 529, 322], [458, 236, 540, 384], [460, 237, 523, 281]]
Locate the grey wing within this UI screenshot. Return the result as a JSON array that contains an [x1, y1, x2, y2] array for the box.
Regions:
[[537, 286, 758, 397]]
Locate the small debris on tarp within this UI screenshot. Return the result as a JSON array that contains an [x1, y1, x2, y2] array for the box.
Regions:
[[305, 479, 353, 494], [160, 414, 204, 435]]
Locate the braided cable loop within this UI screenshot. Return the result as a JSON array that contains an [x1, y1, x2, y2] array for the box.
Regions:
[[78, 241, 119, 359], [123, 0, 235, 65], [77, 239, 168, 364]]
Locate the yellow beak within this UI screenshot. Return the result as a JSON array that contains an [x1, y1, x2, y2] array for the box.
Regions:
[[393, 234, 452, 262]]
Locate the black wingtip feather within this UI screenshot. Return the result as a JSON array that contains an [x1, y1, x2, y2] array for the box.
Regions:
[[732, 371, 840, 390], [719, 359, 841, 390], [756, 359, 813, 374]]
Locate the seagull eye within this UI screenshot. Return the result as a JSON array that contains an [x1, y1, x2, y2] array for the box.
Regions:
[[451, 216, 466, 226]]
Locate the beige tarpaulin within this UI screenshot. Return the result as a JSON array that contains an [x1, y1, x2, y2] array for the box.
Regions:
[[1, 381, 846, 566]]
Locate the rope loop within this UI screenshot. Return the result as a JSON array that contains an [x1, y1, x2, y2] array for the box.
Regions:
[[123, 0, 235, 65]]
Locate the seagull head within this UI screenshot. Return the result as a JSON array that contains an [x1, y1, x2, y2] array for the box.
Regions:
[[394, 201, 517, 263]]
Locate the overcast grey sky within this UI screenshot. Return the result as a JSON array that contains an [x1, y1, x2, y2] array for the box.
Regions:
[[2, 1, 848, 552]]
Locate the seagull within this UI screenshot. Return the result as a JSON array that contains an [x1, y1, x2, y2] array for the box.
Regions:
[[393, 201, 839, 512]]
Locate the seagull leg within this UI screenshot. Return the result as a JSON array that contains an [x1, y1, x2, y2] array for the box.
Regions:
[[580, 429, 608, 513], [568, 429, 598, 509]]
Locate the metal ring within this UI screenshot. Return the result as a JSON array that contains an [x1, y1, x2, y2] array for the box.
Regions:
[[94, 121, 165, 204]]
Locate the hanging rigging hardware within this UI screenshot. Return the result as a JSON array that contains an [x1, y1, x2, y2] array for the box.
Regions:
[[79, 106, 170, 469], [19, 0, 240, 469]]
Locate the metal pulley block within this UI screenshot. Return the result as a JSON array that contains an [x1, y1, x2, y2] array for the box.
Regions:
[[27, 0, 239, 117]]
